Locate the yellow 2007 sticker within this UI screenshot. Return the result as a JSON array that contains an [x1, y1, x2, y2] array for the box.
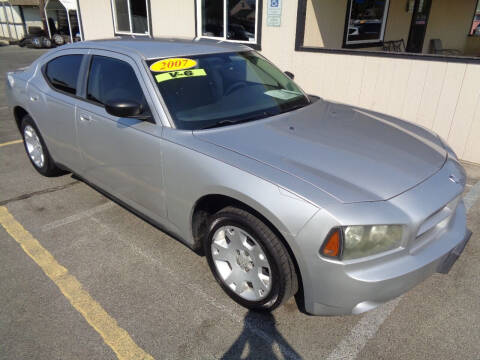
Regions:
[[150, 58, 197, 72], [155, 69, 207, 83]]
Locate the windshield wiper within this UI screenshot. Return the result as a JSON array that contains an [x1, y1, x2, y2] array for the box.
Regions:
[[200, 111, 276, 130]]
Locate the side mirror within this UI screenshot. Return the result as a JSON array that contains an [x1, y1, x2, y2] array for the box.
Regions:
[[105, 99, 143, 118], [284, 71, 295, 80]]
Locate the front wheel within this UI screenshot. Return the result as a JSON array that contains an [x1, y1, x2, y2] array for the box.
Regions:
[[204, 206, 298, 311]]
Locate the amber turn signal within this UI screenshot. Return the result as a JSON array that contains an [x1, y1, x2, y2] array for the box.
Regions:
[[321, 229, 342, 258]]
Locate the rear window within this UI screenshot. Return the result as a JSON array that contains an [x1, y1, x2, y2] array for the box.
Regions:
[[45, 55, 83, 95]]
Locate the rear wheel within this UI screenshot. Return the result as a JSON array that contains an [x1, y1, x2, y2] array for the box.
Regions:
[[204, 206, 298, 311], [21, 115, 64, 177]]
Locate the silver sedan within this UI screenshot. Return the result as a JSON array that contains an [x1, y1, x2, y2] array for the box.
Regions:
[[5, 39, 471, 315]]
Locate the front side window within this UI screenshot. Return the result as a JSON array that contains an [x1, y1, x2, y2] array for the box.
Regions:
[[112, 0, 149, 35], [198, 0, 258, 43], [45, 55, 83, 95], [147, 51, 309, 130], [87, 55, 148, 112], [345, 0, 390, 46]]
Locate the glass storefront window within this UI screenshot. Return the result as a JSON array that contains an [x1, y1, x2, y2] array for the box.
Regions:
[[345, 0, 389, 45], [112, 0, 149, 35], [199, 0, 258, 44], [202, 0, 224, 37], [227, 0, 256, 42]]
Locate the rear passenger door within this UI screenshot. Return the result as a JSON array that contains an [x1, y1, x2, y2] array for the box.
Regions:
[[28, 51, 86, 170], [76, 51, 167, 220]]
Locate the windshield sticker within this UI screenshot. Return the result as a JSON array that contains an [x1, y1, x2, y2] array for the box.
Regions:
[[150, 58, 197, 72], [155, 69, 207, 83], [264, 89, 301, 100]]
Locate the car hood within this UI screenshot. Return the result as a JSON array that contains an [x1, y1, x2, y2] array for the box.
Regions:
[[194, 100, 447, 203]]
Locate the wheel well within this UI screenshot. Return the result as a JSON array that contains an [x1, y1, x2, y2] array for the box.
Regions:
[[191, 194, 304, 299], [13, 106, 28, 131]]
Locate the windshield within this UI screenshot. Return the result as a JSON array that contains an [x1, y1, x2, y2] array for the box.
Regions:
[[147, 51, 310, 130]]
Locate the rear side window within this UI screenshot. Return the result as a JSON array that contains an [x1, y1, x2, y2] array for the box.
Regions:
[[86, 55, 147, 109], [45, 55, 83, 95]]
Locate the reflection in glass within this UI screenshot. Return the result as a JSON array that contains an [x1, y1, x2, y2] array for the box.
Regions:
[[114, 0, 130, 32], [227, 0, 256, 42], [148, 51, 308, 130], [131, 0, 148, 34], [347, 0, 388, 44], [470, 1, 480, 36], [202, 0, 224, 37]]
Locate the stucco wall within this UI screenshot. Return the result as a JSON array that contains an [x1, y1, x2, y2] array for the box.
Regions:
[[423, 0, 477, 53], [383, 0, 411, 44], [78, 0, 114, 40], [259, 0, 299, 70], [150, 0, 195, 38], [303, 0, 347, 49], [464, 35, 480, 55]]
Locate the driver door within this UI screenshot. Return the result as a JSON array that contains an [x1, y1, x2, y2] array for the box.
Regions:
[[76, 51, 167, 220]]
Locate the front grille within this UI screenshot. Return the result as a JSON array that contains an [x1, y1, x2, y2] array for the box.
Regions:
[[411, 197, 460, 252]]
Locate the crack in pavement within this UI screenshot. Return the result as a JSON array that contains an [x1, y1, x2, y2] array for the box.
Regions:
[[0, 181, 79, 206]]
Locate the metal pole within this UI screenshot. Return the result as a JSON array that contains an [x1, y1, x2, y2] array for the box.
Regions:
[[66, 8, 72, 42], [75, 0, 83, 41], [44, 0, 51, 38]]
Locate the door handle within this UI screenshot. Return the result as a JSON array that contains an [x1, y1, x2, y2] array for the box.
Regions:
[[79, 115, 92, 122], [29, 96, 39, 102]]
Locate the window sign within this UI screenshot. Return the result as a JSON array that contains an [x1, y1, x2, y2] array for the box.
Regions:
[[345, 0, 390, 46], [267, 0, 282, 27], [198, 0, 258, 44]]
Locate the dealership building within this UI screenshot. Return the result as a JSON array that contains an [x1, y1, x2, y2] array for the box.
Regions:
[[2, 0, 480, 164]]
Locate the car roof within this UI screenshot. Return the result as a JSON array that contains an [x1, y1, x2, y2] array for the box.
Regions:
[[62, 38, 252, 60]]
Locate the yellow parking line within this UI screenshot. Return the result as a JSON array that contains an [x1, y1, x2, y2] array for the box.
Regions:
[[0, 139, 23, 148], [0, 207, 154, 360]]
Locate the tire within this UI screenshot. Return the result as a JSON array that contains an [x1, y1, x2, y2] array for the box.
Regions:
[[31, 37, 42, 49], [204, 206, 298, 311], [41, 37, 52, 48], [53, 34, 64, 46], [20, 115, 64, 177]]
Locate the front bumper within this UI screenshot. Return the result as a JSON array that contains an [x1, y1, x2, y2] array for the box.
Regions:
[[437, 229, 472, 274], [299, 202, 470, 316]]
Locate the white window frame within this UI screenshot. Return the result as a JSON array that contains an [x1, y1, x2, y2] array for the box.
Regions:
[[196, 0, 259, 44], [345, 0, 390, 46], [111, 0, 150, 36]]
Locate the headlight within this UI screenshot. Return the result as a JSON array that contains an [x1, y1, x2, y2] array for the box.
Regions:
[[342, 225, 403, 260], [321, 225, 404, 260]]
